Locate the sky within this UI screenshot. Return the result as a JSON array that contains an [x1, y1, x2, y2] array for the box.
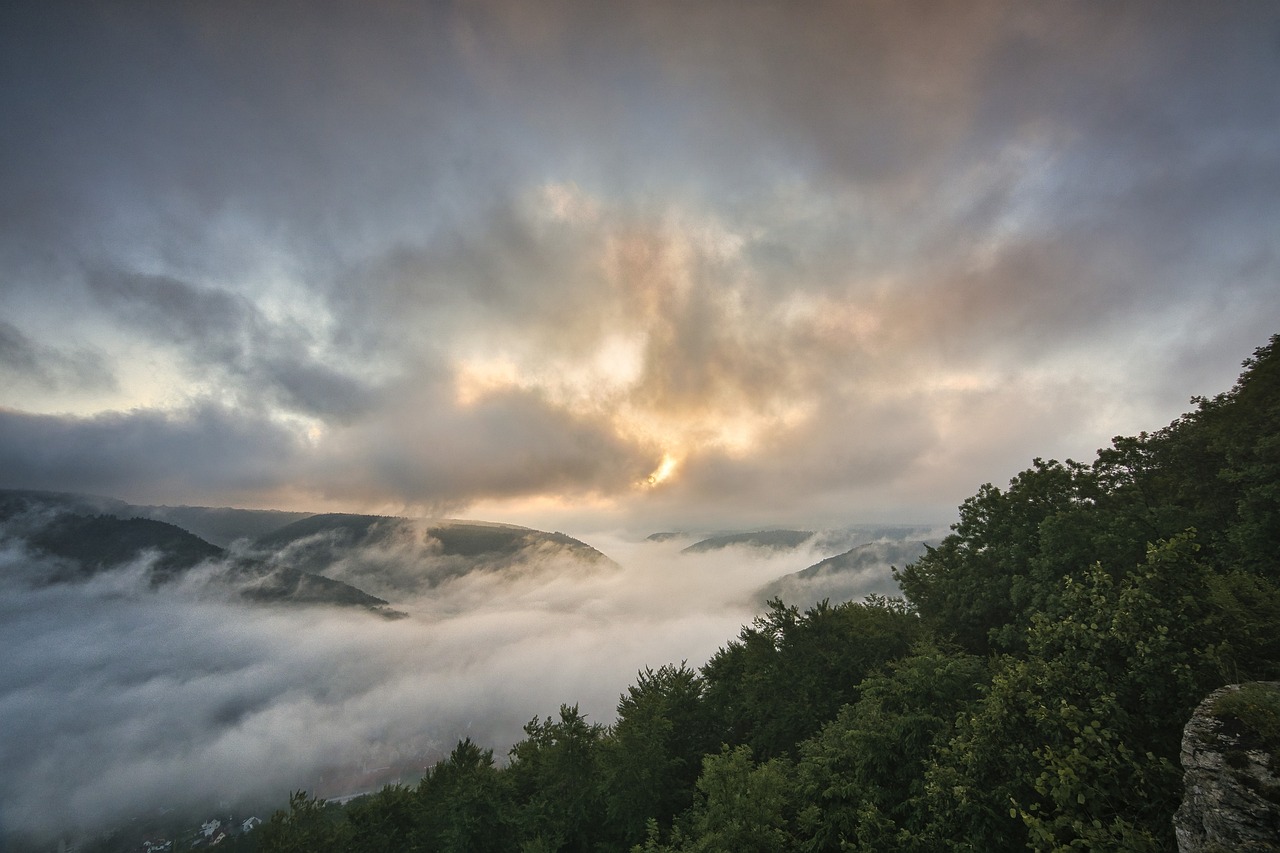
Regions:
[[2, 0, 1279, 535]]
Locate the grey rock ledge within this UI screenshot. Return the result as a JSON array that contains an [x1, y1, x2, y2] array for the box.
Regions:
[[1175, 682, 1280, 852]]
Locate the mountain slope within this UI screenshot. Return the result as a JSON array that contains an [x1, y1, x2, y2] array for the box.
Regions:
[[0, 490, 390, 611], [0, 489, 619, 610], [26, 513, 224, 585], [249, 513, 617, 600], [129, 504, 314, 547], [681, 529, 815, 553], [759, 539, 931, 608]]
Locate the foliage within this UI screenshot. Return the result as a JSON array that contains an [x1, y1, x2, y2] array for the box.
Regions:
[[700, 596, 924, 759], [599, 663, 715, 847], [507, 704, 606, 852], [343, 784, 418, 853], [916, 535, 1215, 851], [415, 737, 514, 852], [255, 791, 351, 853], [638, 746, 798, 853], [793, 643, 988, 851], [27, 513, 225, 584], [1210, 683, 1280, 768]]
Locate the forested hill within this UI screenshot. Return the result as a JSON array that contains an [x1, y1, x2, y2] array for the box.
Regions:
[[248, 335, 1280, 853]]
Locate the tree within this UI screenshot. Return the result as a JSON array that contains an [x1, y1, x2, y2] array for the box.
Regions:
[[1161, 334, 1280, 574], [700, 597, 924, 759], [415, 737, 514, 852], [648, 745, 796, 853], [343, 784, 419, 853], [914, 534, 1222, 851], [256, 791, 351, 853], [599, 663, 715, 848], [895, 458, 1099, 654], [794, 644, 988, 852], [507, 704, 606, 852]]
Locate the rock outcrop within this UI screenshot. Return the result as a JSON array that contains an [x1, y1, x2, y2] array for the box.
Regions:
[[1175, 682, 1280, 852]]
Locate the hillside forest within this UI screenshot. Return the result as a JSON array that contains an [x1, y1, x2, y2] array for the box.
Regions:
[[247, 335, 1280, 852]]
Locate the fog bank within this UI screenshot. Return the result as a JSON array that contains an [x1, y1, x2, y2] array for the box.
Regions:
[[1, 530, 909, 839]]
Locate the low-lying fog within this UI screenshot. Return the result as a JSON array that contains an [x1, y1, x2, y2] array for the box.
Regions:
[[0, 529, 924, 840]]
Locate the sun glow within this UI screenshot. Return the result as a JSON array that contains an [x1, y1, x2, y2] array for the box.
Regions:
[[646, 453, 679, 486]]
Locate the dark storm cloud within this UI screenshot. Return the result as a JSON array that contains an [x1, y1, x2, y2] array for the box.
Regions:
[[87, 269, 250, 359], [315, 383, 661, 509], [86, 267, 376, 420], [0, 404, 302, 503], [321, 192, 615, 354], [0, 2, 473, 251], [0, 320, 115, 392], [0, 322, 41, 375], [0, 382, 661, 516]]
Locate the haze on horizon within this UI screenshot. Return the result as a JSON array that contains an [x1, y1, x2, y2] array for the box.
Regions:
[[2, 1, 1279, 536]]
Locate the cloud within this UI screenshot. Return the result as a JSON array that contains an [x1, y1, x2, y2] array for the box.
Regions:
[[0, 524, 881, 841], [0, 322, 44, 377], [0, 320, 115, 395], [0, 404, 304, 505], [312, 381, 661, 510], [0, 383, 661, 516], [85, 267, 378, 421], [0, 0, 1276, 530]]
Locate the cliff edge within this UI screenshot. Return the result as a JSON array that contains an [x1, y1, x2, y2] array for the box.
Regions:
[[1175, 682, 1280, 852]]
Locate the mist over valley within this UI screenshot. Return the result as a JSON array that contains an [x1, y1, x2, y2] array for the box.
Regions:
[[0, 489, 935, 844]]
